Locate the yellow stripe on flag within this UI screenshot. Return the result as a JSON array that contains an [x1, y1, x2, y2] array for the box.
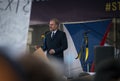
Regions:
[[75, 51, 81, 59], [85, 48, 89, 61]]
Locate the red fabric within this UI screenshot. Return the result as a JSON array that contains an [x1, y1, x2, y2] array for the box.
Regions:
[[90, 62, 95, 72], [100, 23, 112, 46], [90, 22, 112, 72]]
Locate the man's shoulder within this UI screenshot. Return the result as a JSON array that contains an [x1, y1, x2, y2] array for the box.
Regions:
[[57, 30, 65, 34]]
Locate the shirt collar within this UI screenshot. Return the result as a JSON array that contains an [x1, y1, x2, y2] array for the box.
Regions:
[[52, 30, 57, 34]]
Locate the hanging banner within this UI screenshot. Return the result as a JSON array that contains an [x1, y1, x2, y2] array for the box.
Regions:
[[63, 19, 112, 73], [0, 0, 32, 58]]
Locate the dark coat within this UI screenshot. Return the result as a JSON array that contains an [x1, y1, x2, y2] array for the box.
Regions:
[[43, 30, 68, 61]]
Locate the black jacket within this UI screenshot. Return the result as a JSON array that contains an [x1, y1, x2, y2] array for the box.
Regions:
[[43, 30, 68, 60]]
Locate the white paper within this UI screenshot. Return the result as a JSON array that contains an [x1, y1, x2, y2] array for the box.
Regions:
[[0, 0, 32, 58]]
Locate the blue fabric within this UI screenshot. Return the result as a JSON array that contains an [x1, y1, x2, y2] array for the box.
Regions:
[[64, 19, 112, 71]]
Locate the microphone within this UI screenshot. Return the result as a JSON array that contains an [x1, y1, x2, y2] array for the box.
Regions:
[[83, 30, 91, 34]]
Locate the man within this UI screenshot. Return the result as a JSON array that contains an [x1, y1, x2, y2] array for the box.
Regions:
[[43, 18, 68, 62]]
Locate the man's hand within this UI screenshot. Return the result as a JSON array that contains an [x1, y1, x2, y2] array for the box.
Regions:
[[49, 49, 55, 54]]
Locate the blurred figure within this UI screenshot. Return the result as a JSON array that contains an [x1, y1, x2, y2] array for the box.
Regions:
[[18, 54, 68, 81], [0, 49, 25, 81], [94, 58, 120, 81]]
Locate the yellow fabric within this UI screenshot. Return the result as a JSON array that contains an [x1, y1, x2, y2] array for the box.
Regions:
[[85, 48, 89, 61], [76, 51, 81, 59]]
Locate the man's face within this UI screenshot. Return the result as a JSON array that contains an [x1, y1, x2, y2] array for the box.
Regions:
[[49, 20, 58, 31]]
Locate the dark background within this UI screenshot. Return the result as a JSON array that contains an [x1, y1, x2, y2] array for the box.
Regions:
[[30, 0, 120, 23]]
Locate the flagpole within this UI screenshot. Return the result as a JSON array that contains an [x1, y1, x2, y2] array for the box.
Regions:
[[113, 18, 116, 58], [113, 17, 119, 58]]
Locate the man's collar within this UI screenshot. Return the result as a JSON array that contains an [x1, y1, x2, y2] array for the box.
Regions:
[[52, 30, 57, 34]]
